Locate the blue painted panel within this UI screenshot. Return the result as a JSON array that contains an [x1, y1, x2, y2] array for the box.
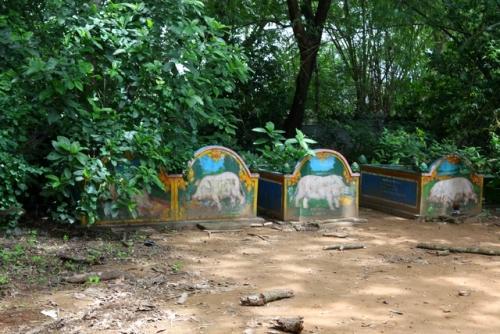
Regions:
[[362, 173, 417, 207], [258, 179, 282, 213]]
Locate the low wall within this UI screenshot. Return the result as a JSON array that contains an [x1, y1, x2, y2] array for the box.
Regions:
[[258, 149, 359, 221], [96, 146, 259, 225], [360, 155, 483, 218]]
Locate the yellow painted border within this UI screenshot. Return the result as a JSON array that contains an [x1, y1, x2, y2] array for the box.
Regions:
[[252, 177, 259, 215]]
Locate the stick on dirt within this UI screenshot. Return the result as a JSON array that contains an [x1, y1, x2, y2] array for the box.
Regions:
[[323, 243, 365, 250], [247, 233, 268, 241], [416, 243, 500, 256], [271, 316, 304, 333], [240, 289, 294, 306], [63, 270, 124, 283], [322, 232, 349, 238]]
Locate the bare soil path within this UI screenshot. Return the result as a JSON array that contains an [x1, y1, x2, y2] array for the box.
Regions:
[[1, 209, 500, 333]]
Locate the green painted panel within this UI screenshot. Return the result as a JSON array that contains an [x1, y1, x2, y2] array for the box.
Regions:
[[177, 146, 257, 220], [285, 150, 359, 221], [421, 156, 482, 217]]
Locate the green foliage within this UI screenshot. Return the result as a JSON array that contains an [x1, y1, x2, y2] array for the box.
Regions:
[[87, 274, 101, 284], [0, 0, 248, 226], [403, 0, 500, 146], [374, 128, 429, 168], [170, 260, 183, 273], [0, 150, 43, 227], [488, 133, 500, 176], [245, 122, 316, 174], [370, 127, 496, 175]]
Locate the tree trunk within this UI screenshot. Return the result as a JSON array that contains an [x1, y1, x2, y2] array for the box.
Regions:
[[284, 0, 333, 137], [285, 46, 318, 136]]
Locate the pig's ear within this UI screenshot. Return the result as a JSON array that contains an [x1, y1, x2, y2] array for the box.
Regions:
[[194, 180, 200, 186]]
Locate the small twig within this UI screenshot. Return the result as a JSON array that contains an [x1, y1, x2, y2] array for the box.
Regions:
[[323, 243, 365, 251], [247, 233, 268, 241], [206, 229, 242, 238], [322, 232, 349, 238]]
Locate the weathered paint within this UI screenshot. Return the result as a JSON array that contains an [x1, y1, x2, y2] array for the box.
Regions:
[[96, 146, 259, 225], [177, 146, 259, 221], [360, 155, 483, 218], [258, 149, 359, 221], [421, 155, 483, 217]]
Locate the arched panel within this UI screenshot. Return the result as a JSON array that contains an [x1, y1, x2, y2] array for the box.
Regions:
[[285, 149, 359, 220], [422, 154, 483, 217], [177, 146, 259, 220]]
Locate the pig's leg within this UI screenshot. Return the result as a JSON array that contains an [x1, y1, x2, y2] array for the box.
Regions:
[[303, 197, 309, 209], [326, 193, 335, 210], [239, 188, 245, 205], [211, 193, 222, 210], [295, 196, 301, 208], [295, 189, 303, 207]]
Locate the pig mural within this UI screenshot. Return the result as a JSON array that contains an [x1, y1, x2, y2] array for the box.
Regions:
[[428, 177, 478, 209], [294, 175, 347, 209], [177, 146, 259, 221], [192, 171, 246, 210], [258, 149, 359, 221], [421, 155, 483, 217]]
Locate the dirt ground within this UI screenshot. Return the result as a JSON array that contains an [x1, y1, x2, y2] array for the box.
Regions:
[[1, 209, 500, 334]]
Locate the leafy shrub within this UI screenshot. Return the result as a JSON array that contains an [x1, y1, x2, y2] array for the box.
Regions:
[[0, 151, 43, 228], [243, 122, 316, 174], [0, 1, 248, 226], [372, 127, 429, 170], [370, 127, 495, 174]]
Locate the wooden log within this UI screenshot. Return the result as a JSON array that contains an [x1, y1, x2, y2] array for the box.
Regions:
[[197, 221, 259, 230], [416, 243, 500, 256], [205, 229, 242, 238], [322, 232, 349, 238], [240, 289, 294, 306], [63, 270, 124, 283], [321, 217, 367, 224], [271, 317, 304, 333], [323, 243, 365, 251]]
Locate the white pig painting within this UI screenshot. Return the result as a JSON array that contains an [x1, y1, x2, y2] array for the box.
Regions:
[[293, 175, 347, 210], [191, 171, 245, 210], [428, 177, 478, 210]]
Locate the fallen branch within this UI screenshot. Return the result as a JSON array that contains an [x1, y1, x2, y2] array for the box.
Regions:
[[416, 243, 500, 256], [205, 229, 242, 238], [247, 233, 268, 241], [323, 243, 365, 251], [63, 270, 124, 283], [240, 289, 294, 306], [322, 232, 348, 238], [321, 217, 367, 224], [270, 317, 304, 333]]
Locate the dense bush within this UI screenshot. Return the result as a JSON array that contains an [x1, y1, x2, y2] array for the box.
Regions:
[[368, 127, 498, 175], [0, 0, 248, 227], [242, 122, 316, 174]]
